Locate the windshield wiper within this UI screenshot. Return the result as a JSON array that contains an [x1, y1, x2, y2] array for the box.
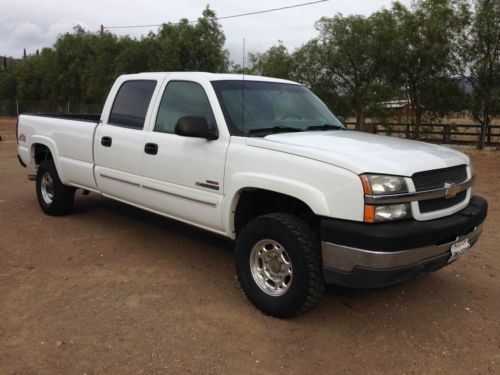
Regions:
[[306, 124, 345, 131], [248, 126, 304, 135]]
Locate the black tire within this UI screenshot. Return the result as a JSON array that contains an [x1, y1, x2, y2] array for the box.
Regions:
[[235, 213, 325, 318], [36, 160, 75, 216]]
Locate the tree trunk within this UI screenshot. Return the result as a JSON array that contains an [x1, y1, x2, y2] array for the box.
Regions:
[[409, 82, 422, 140], [414, 105, 422, 140], [477, 111, 488, 150], [477, 101, 489, 150], [355, 109, 364, 131], [478, 121, 487, 150], [356, 97, 373, 133], [355, 112, 362, 131]]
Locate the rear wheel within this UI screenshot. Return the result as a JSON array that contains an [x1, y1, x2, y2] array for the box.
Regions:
[[36, 160, 75, 216], [235, 213, 325, 318]]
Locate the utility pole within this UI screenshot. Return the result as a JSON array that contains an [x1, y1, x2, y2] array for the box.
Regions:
[[100, 25, 104, 34]]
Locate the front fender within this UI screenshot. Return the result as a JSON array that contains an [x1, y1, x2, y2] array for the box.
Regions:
[[222, 173, 330, 238], [222, 140, 365, 237], [231, 172, 329, 212]]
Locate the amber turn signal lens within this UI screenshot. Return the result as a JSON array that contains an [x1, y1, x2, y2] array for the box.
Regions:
[[364, 205, 375, 223], [359, 175, 372, 194]]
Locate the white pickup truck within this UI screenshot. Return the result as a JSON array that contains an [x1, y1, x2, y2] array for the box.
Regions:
[[17, 72, 488, 317]]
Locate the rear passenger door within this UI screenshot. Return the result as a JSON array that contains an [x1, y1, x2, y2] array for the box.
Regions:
[[94, 79, 158, 205], [141, 80, 229, 232]]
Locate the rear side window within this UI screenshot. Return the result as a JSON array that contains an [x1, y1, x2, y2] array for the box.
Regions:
[[155, 81, 216, 134], [108, 80, 157, 129]]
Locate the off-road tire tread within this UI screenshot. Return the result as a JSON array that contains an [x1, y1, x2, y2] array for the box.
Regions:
[[236, 213, 325, 318], [36, 160, 75, 216]]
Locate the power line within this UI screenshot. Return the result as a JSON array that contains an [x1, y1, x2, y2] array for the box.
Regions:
[[104, 0, 329, 30]]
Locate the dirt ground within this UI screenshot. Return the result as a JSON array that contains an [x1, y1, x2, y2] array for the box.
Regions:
[[0, 116, 498, 374]]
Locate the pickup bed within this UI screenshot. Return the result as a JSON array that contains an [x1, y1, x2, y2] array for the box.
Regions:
[[17, 72, 488, 317]]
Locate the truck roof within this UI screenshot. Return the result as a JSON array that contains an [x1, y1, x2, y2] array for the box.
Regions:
[[119, 72, 300, 85]]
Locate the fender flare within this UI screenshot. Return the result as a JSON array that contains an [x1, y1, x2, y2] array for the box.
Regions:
[[29, 136, 66, 184], [222, 172, 331, 237]]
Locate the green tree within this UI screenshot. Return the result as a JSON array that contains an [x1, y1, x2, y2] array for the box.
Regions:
[[155, 7, 228, 72], [454, 0, 500, 149], [248, 41, 293, 79], [0, 60, 18, 100], [316, 10, 396, 131], [0, 7, 229, 108], [15, 54, 43, 100], [81, 32, 122, 103], [387, 0, 469, 138], [114, 35, 158, 76], [290, 39, 324, 90]]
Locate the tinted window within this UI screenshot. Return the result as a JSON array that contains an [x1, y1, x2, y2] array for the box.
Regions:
[[109, 80, 157, 129], [211, 80, 343, 135], [155, 81, 216, 134]]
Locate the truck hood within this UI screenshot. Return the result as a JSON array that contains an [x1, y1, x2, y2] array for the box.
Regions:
[[246, 130, 469, 176]]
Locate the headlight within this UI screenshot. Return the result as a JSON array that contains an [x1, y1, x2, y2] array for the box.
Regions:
[[360, 174, 411, 222], [360, 174, 408, 195], [364, 203, 411, 222]]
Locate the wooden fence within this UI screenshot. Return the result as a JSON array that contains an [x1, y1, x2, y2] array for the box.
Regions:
[[346, 122, 500, 148]]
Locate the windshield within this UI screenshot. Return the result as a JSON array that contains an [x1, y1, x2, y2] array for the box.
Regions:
[[211, 80, 344, 136]]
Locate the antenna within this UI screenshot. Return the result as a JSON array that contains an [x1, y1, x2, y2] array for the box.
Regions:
[[241, 38, 246, 134]]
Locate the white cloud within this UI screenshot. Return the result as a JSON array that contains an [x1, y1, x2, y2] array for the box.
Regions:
[[0, 18, 88, 56], [10, 22, 44, 46]]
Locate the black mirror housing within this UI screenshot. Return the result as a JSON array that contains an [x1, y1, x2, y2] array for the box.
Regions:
[[175, 116, 218, 140]]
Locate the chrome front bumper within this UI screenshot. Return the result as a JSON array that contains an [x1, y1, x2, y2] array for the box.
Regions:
[[322, 224, 483, 273]]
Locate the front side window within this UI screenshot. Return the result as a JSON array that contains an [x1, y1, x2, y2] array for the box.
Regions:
[[155, 81, 216, 134], [211, 80, 343, 136], [108, 80, 157, 129]]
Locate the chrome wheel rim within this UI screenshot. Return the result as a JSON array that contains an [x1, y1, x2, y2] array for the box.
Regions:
[[250, 239, 293, 296], [40, 172, 54, 205]]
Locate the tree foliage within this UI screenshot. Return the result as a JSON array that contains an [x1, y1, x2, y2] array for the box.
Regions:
[[386, 0, 470, 137], [248, 42, 293, 79], [454, 0, 500, 149], [315, 10, 397, 131], [0, 2, 498, 149], [0, 7, 228, 105]]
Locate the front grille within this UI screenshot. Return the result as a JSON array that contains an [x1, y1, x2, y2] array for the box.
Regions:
[[419, 191, 467, 213], [412, 165, 467, 192], [412, 165, 468, 213]]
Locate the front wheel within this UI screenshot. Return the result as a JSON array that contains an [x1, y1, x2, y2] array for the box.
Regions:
[[235, 213, 325, 318], [36, 160, 75, 216]]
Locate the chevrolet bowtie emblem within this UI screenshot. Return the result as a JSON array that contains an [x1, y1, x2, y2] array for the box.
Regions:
[[444, 182, 460, 199]]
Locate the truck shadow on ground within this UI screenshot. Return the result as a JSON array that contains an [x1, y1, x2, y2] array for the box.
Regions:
[[71, 191, 235, 252]]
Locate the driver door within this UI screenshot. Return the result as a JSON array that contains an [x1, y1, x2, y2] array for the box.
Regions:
[[141, 80, 229, 232]]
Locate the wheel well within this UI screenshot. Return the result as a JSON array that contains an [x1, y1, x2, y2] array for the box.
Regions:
[[33, 144, 53, 166], [234, 189, 319, 236]]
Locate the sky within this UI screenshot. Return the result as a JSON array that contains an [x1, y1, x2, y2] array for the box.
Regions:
[[0, 0, 412, 63]]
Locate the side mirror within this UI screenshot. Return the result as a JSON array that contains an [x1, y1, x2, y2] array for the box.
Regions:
[[175, 116, 218, 140]]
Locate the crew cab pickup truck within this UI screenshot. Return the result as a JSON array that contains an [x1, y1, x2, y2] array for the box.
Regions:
[[17, 72, 488, 317]]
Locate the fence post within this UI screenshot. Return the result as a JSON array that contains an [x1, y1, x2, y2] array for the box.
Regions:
[[67, 101, 70, 114], [16, 100, 19, 116], [443, 124, 451, 144]]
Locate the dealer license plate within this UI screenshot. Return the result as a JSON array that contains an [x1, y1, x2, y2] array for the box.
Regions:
[[448, 238, 471, 263]]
